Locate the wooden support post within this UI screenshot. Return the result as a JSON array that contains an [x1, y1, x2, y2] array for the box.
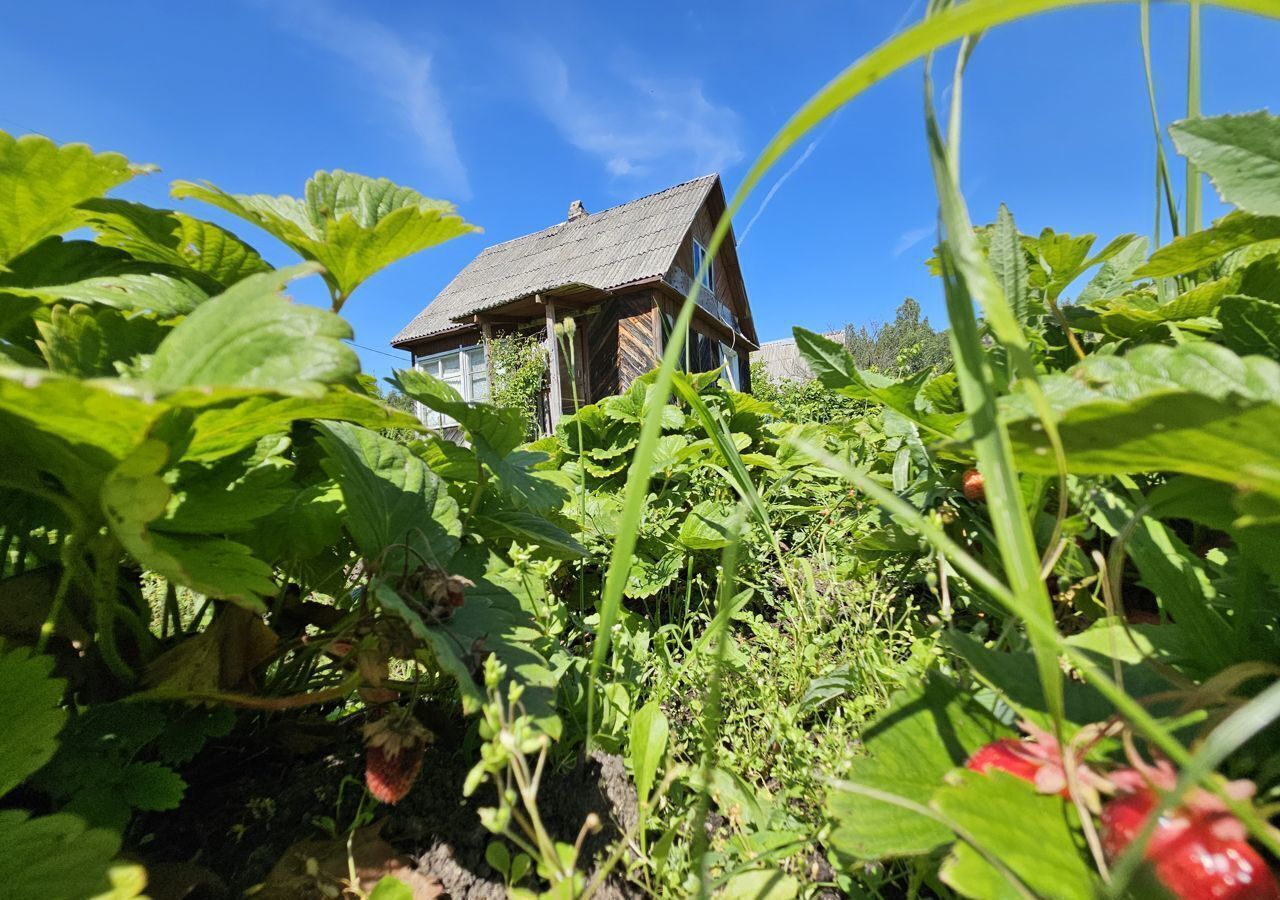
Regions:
[[543, 295, 562, 429], [479, 320, 492, 345]]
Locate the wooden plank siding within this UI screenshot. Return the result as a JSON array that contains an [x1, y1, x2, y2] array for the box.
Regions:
[[617, 293, 659, 387], [584, 303, 620, 402]]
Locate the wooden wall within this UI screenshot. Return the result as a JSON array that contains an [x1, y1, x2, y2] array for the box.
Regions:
[[666, 203, 750, 334], [617, 293, 659, 389], [584, 304, 619, 402], [581, 291, 658, 402]]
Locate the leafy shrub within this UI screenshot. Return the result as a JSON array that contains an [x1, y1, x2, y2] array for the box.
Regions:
[[486, 329, 548, 440], [844, 297, 952, 376]]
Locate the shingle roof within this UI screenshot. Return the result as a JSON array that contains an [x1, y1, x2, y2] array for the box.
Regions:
[[392, 174, 719, 346]]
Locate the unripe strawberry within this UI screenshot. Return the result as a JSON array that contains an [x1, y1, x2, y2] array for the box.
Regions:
[[961, 468, 985, 502], [1101, 786, 1279, 900]]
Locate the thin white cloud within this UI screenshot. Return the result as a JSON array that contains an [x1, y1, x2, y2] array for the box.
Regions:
[[525, 46, 743, 181], [257, 0, 470, 199], [738, 140, 818, 246], [894, 225, 934, 257], [738, 111, 842, 246]]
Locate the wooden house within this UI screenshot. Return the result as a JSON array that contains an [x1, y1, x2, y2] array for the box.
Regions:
[[391, 174, 758, 433]]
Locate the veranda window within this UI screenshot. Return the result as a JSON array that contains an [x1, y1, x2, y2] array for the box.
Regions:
[[415, 345, 487, 428]]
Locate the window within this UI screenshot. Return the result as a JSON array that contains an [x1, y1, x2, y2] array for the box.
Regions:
[[718, 342, 739, 389], [691, 238, 715, 294], [414, 345, 487, 429]]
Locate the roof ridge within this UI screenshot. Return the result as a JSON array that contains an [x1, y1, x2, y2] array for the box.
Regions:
[[479, 173, 719, 252]]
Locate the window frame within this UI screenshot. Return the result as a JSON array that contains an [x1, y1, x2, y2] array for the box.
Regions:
[[413, 343, 488, 429], [692, 237, 715, 294], [718, 341, 739, 389]]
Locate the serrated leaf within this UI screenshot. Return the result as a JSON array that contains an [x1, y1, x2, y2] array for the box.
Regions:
[[1219, 294, 1280, 357], [0, 642, 67, 797], [146, 263, 357, 397], [1067, 278, 1227, 339], [677, 499, 736, 550], [473, 509, 586, 559], [1075, 234, 1148, 304], [158, 439, 295, 534], [989, 204, 1030, 321], [118, 760, 186, 811], [102, 438, 277, 608], [173, 170, 478, 303], [826, 675, 1003, 860], [1241, 254, 1280, 302], [1170, 111, 1280, 217], [8, 272, 208, 317], [935, 772, 1094, 900], [1137, 211, 1280, 277], [794, 327, 960, 438], [0, 810, 122, 900], [0, 132, 144, 266], [184, 388, 418, 462], [624, 551, 684, 599], [1005, 343, 1280, 497], [35, 304, 167, 377], [80, 197, 272, 288], [391, 367, 525, 455], [317, 421, 460, 574], [373, 557, 560, 737], [243, 480, 345, 561]]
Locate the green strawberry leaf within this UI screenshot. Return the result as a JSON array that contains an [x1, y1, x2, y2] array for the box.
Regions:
[[1136, 211, 1280, 277], [1219, 294, 1280, 357], [317, 421, 460, 574], [79, 198, 272, 288], [146, 263, 358, 397], [0, 132, 147, 267], [0, 642, 67, 798], [935, 771, 1096, 900], [826, 674, 1005, 861], [1170, 111, 1280, 217], [0, 810, 123, 900], [172, 170, 478, 306]]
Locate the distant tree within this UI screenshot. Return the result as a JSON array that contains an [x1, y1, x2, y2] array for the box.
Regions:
[[376, 384, 421, 444], [844, 298, 951, 376]]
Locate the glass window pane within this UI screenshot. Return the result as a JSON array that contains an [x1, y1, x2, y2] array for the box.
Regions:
[[470, 373, 489, 401], [440, 353, 461, 376]]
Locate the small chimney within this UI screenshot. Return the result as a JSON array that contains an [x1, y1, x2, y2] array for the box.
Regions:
[[567, 199, 588, 222]]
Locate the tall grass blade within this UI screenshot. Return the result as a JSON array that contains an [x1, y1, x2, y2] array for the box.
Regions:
[[1140, 1, 1182, 246], [691, 507, 747, 899], [1186, 0, 1204, 233], [922, 38, 1066, 722]]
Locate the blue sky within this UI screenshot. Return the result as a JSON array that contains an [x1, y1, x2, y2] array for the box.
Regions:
[[3, 1, 1277, 382]]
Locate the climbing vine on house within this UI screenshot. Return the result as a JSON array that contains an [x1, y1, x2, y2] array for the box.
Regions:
[[486, 330, 548, 439]]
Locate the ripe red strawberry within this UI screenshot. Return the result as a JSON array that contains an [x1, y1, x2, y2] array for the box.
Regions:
[[966, 738, 1043, 784], [363, 709, 433, 805], [365, 741, 425, 805], [961, 468, 985, 502], [1101, 787, 1279, 900]]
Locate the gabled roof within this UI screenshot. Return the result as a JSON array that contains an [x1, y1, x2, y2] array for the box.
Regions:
[[392, 174, 719, 346]]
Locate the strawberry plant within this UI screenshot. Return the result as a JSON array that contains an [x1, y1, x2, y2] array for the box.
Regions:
[[0, 131, 593, 895]]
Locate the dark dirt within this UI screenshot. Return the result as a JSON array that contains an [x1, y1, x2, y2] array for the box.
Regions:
[[132, 709, 641, 899]]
